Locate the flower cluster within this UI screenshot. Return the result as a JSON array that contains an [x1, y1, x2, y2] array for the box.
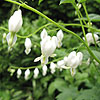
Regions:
[[16, 51, 83, 79], [34, 29, 63, 66], [50, 51, 83, 76]]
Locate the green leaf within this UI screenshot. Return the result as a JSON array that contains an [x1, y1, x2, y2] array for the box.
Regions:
[[75, 14, 100, 22], [95, 0, 100, 3], [76, 87, 100, 100], [77, 0, 87, 3], [60, 0, 75, 5], [48, 78, 67, 95], [56, 87, 78, 100], [92, 50, 100, 60]]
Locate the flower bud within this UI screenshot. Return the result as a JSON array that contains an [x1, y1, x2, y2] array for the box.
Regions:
[[9, 9, 23, 33], [34, 68, 39, 78], [25, 38, 32, 55], [17, 69, 22, 78], [57, 30, 64, 48], [25, 69, 30, 80], [76, 3, 82, 9], [42, 65, 47, 76], [50, 62, 56, 74]]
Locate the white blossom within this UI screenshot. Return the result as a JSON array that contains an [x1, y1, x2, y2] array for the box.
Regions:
[[9, 9, 22, 33], [50, 62, 56, 74], [57, 30, 64, 48], [24, 69, 30, 80], [42, 65, 47, 76], [25, 38, 32, 55], [83, 33, 99, 46], [41, 36, 56, 57], [34, 34, 57, 66], [34, 68, 39, 78], [66, 51, 83, 76], [17, 69, 22, 78], [57, 60, 65, 71], [6, 9, 23, 48]]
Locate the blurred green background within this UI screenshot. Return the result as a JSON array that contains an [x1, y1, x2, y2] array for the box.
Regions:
[[0, 0, 100, 100]]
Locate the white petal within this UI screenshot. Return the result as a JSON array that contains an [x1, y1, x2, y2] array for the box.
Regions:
[[25, 48, 31, 55], [6, 32, 11, 44], [34, 56, 42, 62], [12, 34, 17, 45], [70, 68, 76, 76], [9, 9, 23, 33], [34, 68, 39, 78], [25, 38, 32, 49], [42, 65, 47, 76], [40, 28, 48, 40], [57, 30, 64, 41]]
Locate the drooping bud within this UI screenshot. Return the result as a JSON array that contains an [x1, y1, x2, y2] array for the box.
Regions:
[[57, 30, 64, 48], [42, 65, 47, 76], [17, 69, 22, 78], [76, 3, 82, 9], [34, 68, 39, 79], [50, 62, 56, 74], [24, 69, 30, 80], [25, 38, 32, 55]]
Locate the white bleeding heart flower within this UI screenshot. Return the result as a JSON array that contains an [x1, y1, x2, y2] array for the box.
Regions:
[[66, 51, 83, 76], [24, 69, 30, 80], [41, 36, 56, 57], [34, 68, 39, 79], [6, 9, 23, 49], [57, 30, 64, 48], [83, 33, 99, 46], [34, 34, 57, 66], [25, 38, 32, 55], [17, 69, 22, 78], [42, 65, 47, 76], [50, 62, 56, 74], [9, 9, 22, 33], [40, 28, 48, 40]]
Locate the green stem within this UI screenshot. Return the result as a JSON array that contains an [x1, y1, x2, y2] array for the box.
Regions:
[[82, 3, 98, 50], [78, 9, 87, 25], [4, 0, 100, 64], [72, 3, 88, 43]]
